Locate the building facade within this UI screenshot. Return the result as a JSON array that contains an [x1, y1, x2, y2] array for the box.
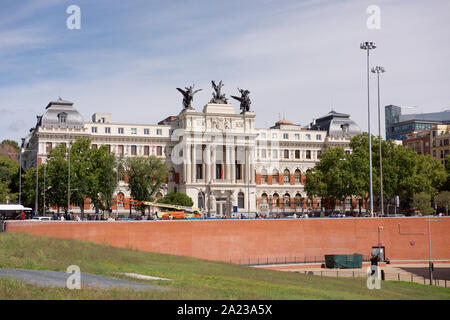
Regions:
[[385, 105, 450, 141], [21, 96, 362, 217]]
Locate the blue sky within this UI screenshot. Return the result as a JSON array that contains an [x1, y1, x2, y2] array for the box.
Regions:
[[1, 0, 449, 143]]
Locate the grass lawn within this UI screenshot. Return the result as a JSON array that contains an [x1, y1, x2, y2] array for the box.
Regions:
[[0, 232, 449, 300]]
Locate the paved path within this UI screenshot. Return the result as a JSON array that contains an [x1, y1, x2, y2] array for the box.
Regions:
[[0, 269, 165, 290], [261, 263, 450, 288]]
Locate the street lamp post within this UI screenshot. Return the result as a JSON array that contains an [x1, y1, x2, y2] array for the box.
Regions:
[[372, 66, 385, 216], [360, 41, 377, 217]]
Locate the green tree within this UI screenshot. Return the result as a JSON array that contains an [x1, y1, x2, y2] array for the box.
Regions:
[[1, 139, 20, 152], [0, 156, 19, 203], [68, 138, 97, 216], [157, 191, 193, 207], [21, 166, 45, 212], [434, 191, 450, 215], [89, 145, 117, 211], [304, 133, 447, 214], [126, 156, 169, 214], [411, 192, 434, 215], [45, 143, 69, 212]]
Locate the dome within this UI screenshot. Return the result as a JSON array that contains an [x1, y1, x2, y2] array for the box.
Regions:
[[40, 98, 84, 127], [275, 119, 293, 126]]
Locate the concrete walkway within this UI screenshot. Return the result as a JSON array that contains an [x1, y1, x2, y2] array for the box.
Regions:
[[0, 269, 165, 290], [259, 263, 450, 288]]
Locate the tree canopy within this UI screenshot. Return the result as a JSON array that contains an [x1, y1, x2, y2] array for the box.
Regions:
[[157, 191, 193, 207], [305, 133, 447, 212], [126, 156, 169, 213]]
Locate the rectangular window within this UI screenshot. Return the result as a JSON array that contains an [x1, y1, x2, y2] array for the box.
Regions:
[[295, 150, 300, 159], [272, 133, 277, 139], [131, 145, 137, 155], [317, 150, 322, 159], [157, 129, 162, 135], [91, 144, 97, 149], [144, 146, 149, 156], [272, 149, 278, 159], [306, 150, 311, 159], [261, 149, 267, 158], [284, 149, 289, 159], [91, 127, 97, 133], [261, 175, 268, 184], [46, 142, 52, 153], [445, 139, 449, 146], [283, 133, 289, 139], [196, 164, 203, 179], [106, 144, 111, 153], [295, 133, 300, 140], [118, 145, 124, 155], [144, 128, 150, 135], [118, 128, 124, 134], [131, 128, 137, 135], [157, 146, 162, 156], [260, 132, 266, 139], [216, 164, 223, 179], [235, 163, 242, 180], [316, 134, 321, 140], [105, 127, 111, 134], [306, 134, 311, 140]]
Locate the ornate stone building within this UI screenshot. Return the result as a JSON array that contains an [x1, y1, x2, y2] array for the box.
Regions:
[[21, 94, 361, 217]]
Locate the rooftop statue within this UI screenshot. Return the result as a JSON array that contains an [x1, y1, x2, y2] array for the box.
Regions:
[[176, 84, 202, 110], [231, 88, 251, 113], [210, 80, 228, 104]]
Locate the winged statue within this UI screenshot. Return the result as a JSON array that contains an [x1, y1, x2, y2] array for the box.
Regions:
[[176, 84, 202, 110], [231, 88, 251, 113], [210, 80, 228, 104]]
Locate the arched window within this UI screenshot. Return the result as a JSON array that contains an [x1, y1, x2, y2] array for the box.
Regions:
[[238, 192, 245, 209], [58, 112, 67, 124], [261, 169, 268, 184], [283, 169, 290, 184], [295, 169, 301, 184], [283, 193, 291, 209], [261, 193, 268, 205], [198, 192, 205, 209], [272, 169, 279, 185], [295, 193, 302, 208], [272, 193, 279, 207]]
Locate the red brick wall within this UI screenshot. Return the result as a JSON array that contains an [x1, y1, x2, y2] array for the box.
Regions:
[[6, 218, 450, 262]]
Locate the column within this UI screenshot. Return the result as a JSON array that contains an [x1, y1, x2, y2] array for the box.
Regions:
[[185, 143, 191, 184], [205, 145, 211, 183], [226, 145, 231, 180], [249, 146, 255, 184], [211, 146, 216, 181], [191, 144, 196, 183], [231, 146, 236, 183]]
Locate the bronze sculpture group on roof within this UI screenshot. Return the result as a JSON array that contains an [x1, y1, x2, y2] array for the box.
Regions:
[[176, 81, 251, 113]]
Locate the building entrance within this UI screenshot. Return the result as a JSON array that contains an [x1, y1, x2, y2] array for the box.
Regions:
[[215, 197, 229, 217]]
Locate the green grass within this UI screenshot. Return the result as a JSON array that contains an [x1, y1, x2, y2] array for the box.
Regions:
[[0, 232, 449, 300]]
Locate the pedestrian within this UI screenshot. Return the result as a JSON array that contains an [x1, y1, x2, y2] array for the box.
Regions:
[[20, 211, 25, 220]]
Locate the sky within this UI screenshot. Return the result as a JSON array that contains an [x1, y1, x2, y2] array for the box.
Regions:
[[0, 0, 449, 143]]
